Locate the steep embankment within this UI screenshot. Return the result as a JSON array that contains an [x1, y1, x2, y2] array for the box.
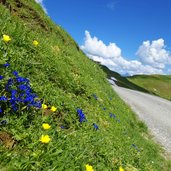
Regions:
[[0, 0, 171, 170]]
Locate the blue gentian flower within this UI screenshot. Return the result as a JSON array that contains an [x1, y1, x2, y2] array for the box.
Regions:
[[110, 113, 116, 119], [11, 90, 17, 96], [11, 103, 18, 111], [61, 126, 65, 129], [31, 101, 42, 108], [77, 109, 87, 122], [16, 76, 26, 83], [0, 96, 8, 101], [5, 79, 13, 91], [12, 71, 18, 76], [93, 123, 99, 130], [4, 63, 10, 67], [0, 108, 2, 113], [0, 75, 4, 80], [2, 70, 41, 113], [18, 84, 29, 91]]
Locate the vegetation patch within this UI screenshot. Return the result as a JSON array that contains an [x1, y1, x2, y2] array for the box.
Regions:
[[100, 64, 171, 101], [0, 1, 171, 170]]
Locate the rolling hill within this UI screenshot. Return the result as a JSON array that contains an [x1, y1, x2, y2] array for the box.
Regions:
[[100, 64, 171, 101]]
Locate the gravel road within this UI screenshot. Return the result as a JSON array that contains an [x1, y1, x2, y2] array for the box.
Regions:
[[112, 85, 171, 153]]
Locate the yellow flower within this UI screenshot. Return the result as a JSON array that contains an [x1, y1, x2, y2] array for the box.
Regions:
[[42, 104, 48, 109], [42, 123, 51, 130], [33, 40, 39, 46], [40, 135, 51, 143], [3, 34, 11, 42], [119, 166, 124, 171], [51, 106, 57, 112], [85, 164, 94, 171]]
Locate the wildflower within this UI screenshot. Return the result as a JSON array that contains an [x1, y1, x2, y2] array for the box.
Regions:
[[0, 76, 4, 80], [0, 96, 8, 101], [42, 123, 51, 130], [77, 109, 87, 122], [0, 108, 2, 113], [16, 76, 29, 83], [40, 135, 51, 143], [85, 164, 94, 171], [33, 100, 42, 108], [33, 40, 39, 46], [3, 34, 11, 42], [4, 63, 10, 67], [12, 71, 18, 76], [110, 113, 116, 119], [51, 106, 57, 112], [61, 125, 65, 129], [93, 123, 99, 130], [119, 166, 124, 171], [42, 104, 48, 109]]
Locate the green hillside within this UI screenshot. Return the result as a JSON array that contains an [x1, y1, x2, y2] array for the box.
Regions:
[[99, 64, 152, 93], [0, 0, 170, 170], [128, 75, 171, 101], [100, 64, 171, 101]]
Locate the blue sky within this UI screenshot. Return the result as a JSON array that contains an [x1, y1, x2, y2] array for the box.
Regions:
[[36, 0, 171, 75]]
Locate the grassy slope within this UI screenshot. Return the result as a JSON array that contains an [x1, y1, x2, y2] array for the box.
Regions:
[[99, 64, 152, 94], [100, 64, 171, 101], [0, 0, 170, 170], [128, 75, 171, 101]]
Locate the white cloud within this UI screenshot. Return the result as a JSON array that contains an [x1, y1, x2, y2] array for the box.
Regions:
[[88, 54, 163, 76], [136, 39, 171, 69], [81, 31, 166, 76], [35, 0, 43, 3], [35, 0, 47, 13], [81, 31, 121, 58]]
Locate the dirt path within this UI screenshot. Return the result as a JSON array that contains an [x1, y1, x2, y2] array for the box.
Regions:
[[112, 85, 171, 153]]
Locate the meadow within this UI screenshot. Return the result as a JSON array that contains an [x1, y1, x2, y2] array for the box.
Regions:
[[0, 0, 171, 170], [127, 75, 171, 101], [100, 64, 171, 101]]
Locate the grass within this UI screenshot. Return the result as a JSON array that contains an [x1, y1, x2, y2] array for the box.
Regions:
[[127, 75, 171, 101], [0, 0, 171, 170], [100, 64, 171, 101]]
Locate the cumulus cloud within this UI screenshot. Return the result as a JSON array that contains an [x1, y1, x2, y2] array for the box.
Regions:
[[80, 31, 167, 76], [81, 31, 121, 58], [88, 54, 163, 76], [35, 0, 47, 13], [136, 39, 171, 69]]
